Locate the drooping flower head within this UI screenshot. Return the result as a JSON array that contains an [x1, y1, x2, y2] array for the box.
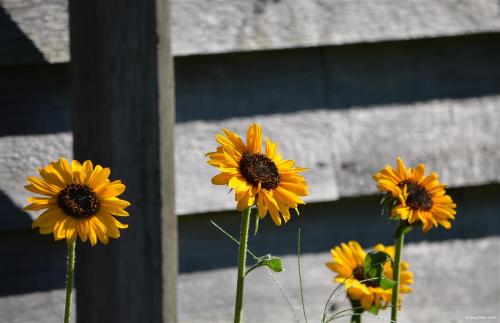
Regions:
[[373, 157, 456, 233], [206, 123, 308, 225], [326, 241, 413, 311], [24, 158, 130, 245]]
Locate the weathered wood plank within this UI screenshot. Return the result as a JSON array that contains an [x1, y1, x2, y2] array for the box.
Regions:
[[1, 34, 500, 223], [1, 184, 499, 322], [2, 0, 500, 65], [177, 95, 500, 214], [69, 0, 176, 322], [178, 238, 500, 322], [178, 184, 500, 272]]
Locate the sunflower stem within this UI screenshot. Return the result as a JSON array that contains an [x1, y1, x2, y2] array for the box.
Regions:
[[64, 241, 76, 323], [297, 228, 308, 323], [390, 222, 407, 323], [234, 207, 252, 323], [349, 299, 363, 323]]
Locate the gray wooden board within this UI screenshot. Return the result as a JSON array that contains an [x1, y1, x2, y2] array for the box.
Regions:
[[175, 33, 500, 122], [1, 34, 500, 227], [1, 184, 499, 294], [178, 237, 500, 323], [0, 185, 499, 322], [178, 184, 500, 272], [2, 0, 500, 65], [2, 237, 499, 323]]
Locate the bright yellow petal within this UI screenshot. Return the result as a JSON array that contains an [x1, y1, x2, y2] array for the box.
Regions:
[[54, 158, 74, 185], [25, 177, 60, 196], [211, 173, 233, 185], [25, 197, 58, 211], [77, 220, 89, 242], [38, 165, 66, 188], [96, 180, 126, 198], [246, 123, 262, 153], [32, 208, 66, 229], [396, 157, 408, 179], [221, 129, 246, 153], [87, 165, 111, 190], [265, 137, 279, 160]]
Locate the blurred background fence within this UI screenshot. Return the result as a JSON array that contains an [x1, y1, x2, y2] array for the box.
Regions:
[[1, 0, 499, 322]]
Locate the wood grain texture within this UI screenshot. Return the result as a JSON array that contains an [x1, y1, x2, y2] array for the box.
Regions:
[[1, 33, 500, 224], [69, 0, 176, 322], [1, 185, 499, 323], [2, 0, 500, 65]]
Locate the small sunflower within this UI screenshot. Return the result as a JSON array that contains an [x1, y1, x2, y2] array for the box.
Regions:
[[326, 241, 413, 311], [206, 123, 308, 225], [24, 158, 130, 245], [373, 157, 457, 233]]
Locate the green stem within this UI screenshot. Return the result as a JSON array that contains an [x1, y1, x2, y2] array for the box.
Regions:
[[390, 224, 406, 323], [349, 299, 363, 323], [297, 228, 308, 323], [234, 207, 252, 323], [64, 241, 76, 323]]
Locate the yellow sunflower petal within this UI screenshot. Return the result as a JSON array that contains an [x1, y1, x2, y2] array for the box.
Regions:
[[26, 177, 60, 196], [265, 137, 279, 160], [274, 187, 304, 207], [87, 165, 111, 189], [221, 128, 246, 153], [278, 182, 308, 196], [38, 165, 66, 189], [54, 158, 74, 185], [96, 213, 121, 238], [80, 160, 94, 184], [246, 123, 262, 153], [100, 202, 130, 216], [88, 223, 98, 246], [78, 220, 89, 242], [25, 197, 58, 211], [96, 180, 126, 198], [32, 208, 66, 230], [211, 173, 233, 185], [395, 157, 408, 180]]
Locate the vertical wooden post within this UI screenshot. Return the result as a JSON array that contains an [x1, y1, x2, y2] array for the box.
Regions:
[[69, 0, 176, 322]]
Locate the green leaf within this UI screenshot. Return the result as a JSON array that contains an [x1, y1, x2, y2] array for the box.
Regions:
[[364, 251, 391, 279], [363, 251, 396, 290], [262, 256, 284, 272], [368, 304, 379, 315], [245, 254, 284, 276], [380, 276, 397, 290], [380, 193, 397, 217]]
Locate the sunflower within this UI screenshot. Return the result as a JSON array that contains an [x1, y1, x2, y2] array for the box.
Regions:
[[326, 241, 413, 311], [206, 123, 308, 225], [373, 157, 456, 233], [24, 158, 130, 245]]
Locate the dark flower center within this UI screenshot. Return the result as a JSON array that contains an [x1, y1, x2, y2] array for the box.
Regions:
[[58, 183, 101, 218], [239, 152, 280, 190], [353, 266, 379, 287], [399, 180, 433, 211]]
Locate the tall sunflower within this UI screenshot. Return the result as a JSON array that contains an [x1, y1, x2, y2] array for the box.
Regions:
[[24, 158, 130, 245], [373, 157, 456, 233], [206, 123, 308, 225], [326, 241, 413, 311]]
